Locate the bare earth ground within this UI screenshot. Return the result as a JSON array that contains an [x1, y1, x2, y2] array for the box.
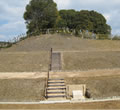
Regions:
[[0, 101, 120, 109], [0, 78, 46, 102], [50, 68, 120, 78], [0, 52, 49, 72], [0, 72, 47, 79]]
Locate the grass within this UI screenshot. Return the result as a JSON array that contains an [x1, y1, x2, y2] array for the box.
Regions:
[[0, 34, 120, 107], [1, 34, 120, 72], [1, 34, 120, 52], [65, 75, 120, 98], [0, 52, 49, 72], [63, 51, 120, 71], [2, 50, 120, 72], [0, 78, 46, 102]]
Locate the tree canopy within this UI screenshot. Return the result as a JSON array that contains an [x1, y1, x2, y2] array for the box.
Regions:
[[24, 0, 111, 35], [24, 0, 58, 34], [58, 10, 111, 34]]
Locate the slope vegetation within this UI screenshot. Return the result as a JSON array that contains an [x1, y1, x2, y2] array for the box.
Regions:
[[1, 34, 120, 52]]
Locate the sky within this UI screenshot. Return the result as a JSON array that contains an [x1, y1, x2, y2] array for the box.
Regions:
[[0, 0, 120, 41]]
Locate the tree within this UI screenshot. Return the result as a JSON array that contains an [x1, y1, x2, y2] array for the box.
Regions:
[[88, 10, 111, 34], [74, 11, 94, 32], [56, 16, 67, 28], [24, 1, 111, 35], [58, 10, 111, 34], [24, 0, 58, 35], [59, 9, 77, 29]]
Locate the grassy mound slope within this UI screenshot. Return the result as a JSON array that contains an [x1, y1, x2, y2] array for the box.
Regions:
[[1, 34, 120, 52], [0, 78, 45, 102], [0, 52, 49, 72], [63, 51, 120, 71], [66, 76, 120, 98]]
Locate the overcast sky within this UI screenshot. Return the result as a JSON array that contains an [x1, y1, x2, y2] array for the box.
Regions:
[[0, 0, 120, 41]]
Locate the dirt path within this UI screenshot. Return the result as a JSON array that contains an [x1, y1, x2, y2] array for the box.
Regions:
[[1, 69, 120, 79], [0, 100, 120, 109], [50, 68, 120, 78], [0, 72, 47, 79], [55, 49, 120, 53]]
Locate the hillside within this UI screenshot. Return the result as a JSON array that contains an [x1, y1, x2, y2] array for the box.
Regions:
[[1, 34, 120, 52], [0, 34, 120, 106], [0, 34, 120, 72]]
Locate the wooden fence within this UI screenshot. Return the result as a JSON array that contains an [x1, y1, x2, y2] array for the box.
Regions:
[[0, 33, 26, 49], [0, 28, 119, 49], [27, 28, 114, 40]]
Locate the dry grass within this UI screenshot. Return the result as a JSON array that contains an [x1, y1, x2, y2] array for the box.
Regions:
[[50, 69, 120, 78], [0, 78, 46, 102], [66, 76, 120, 98], [0, 52, 49, 72], [1, 34, 120, 72], [0, 34, 120, 106], [63, 51, 120, 71], [1, 34, 120, 52]]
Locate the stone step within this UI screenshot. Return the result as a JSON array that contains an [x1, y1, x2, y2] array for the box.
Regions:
[[46, 95, 66, 98], [47, 98, 67, 101], [47, 89, 66, 93], [46, 78, 66, 99], [48, 79, 64, 81], [47, 91, 66, 94], [48, 85, 65, 87], [47, 87, 66, 90], [47, 93, 66, 96], [48, 82, 65, 84], [48, 81, 65, 84], [47, 85, 66, 88]]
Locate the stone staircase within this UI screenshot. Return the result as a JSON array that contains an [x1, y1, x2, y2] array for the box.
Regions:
[[45, 78, 67, 100], [51, 53, 61, 70]]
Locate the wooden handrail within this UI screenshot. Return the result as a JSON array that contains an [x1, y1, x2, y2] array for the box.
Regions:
[[45, 78, 48, 98], [47, 48, 53, 79], [45, 48, 53, 98]]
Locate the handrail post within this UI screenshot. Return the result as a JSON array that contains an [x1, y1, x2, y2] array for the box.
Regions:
[[50, 48, 53, 71], [47, 48, 53, 79], [48, 71, 49, 79]]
